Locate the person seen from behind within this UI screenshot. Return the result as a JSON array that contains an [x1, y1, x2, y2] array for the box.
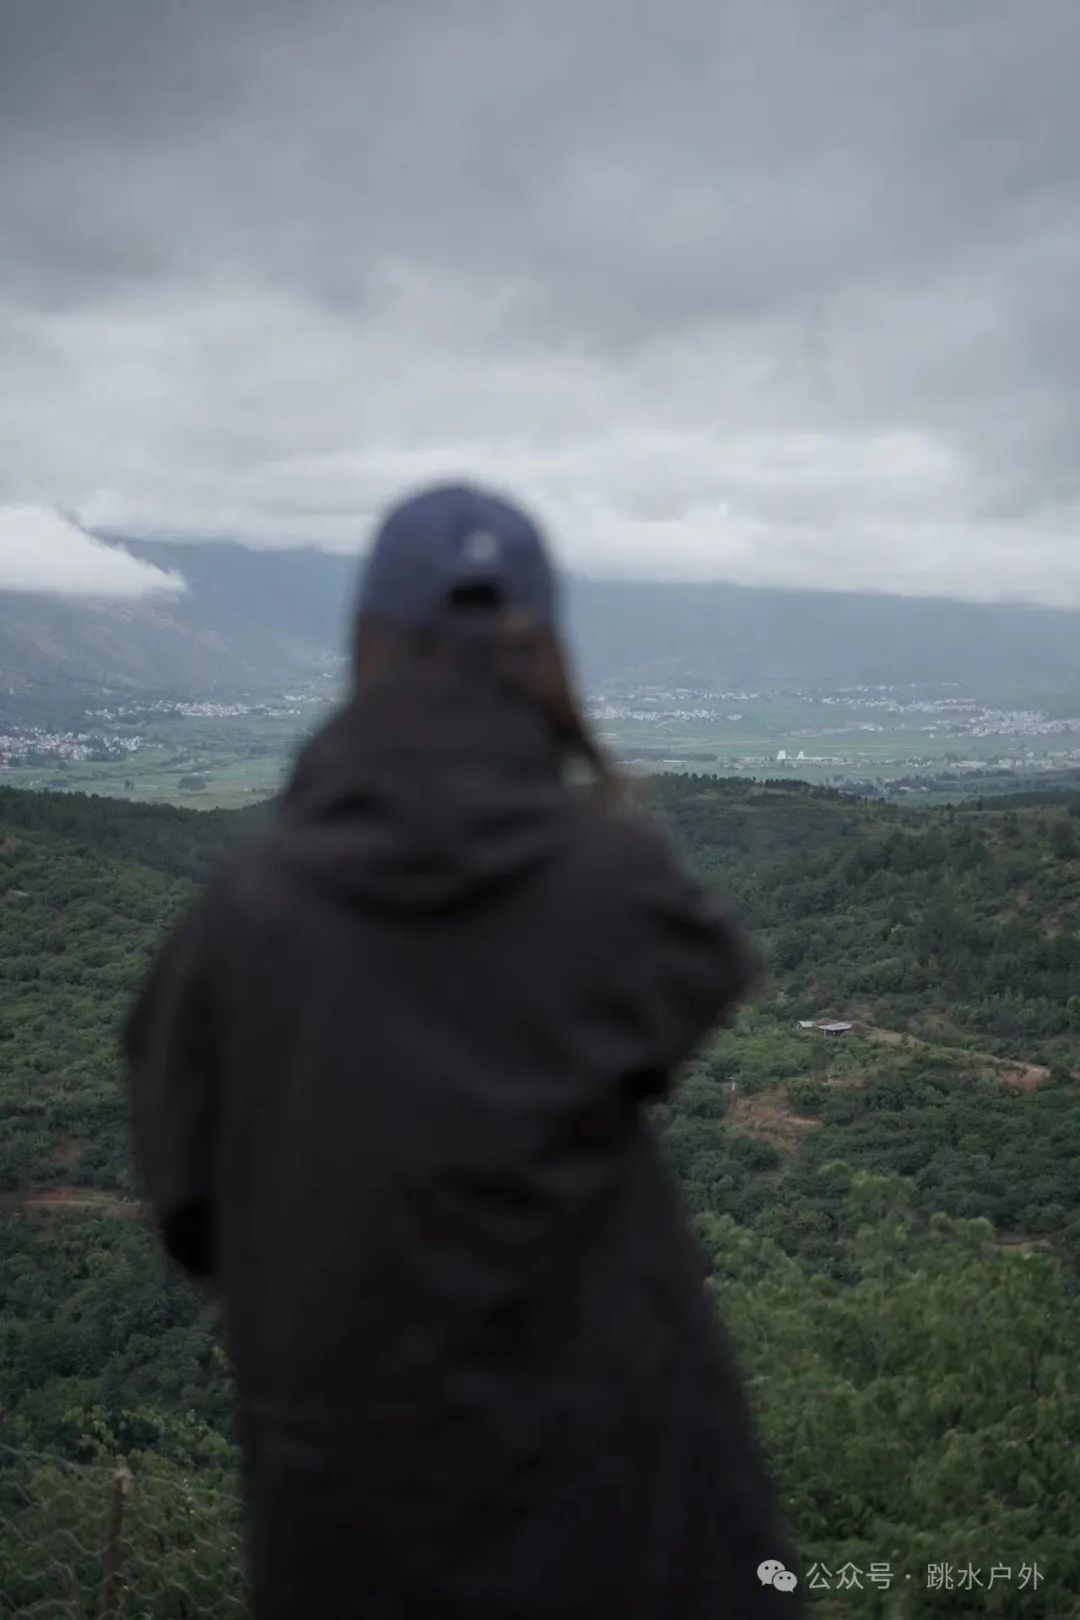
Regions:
[[125, 484, 804, 1619]]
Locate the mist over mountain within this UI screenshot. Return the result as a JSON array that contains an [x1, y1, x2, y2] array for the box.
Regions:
[[2, 536, 1080, 710]]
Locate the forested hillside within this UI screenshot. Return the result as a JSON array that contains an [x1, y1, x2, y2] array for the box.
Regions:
[[1, 777, 1079, 1616], [654, 775, 1080, 1064]]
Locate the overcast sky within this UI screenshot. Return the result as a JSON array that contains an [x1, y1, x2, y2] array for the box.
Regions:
[[3, 0, 1080, 602]]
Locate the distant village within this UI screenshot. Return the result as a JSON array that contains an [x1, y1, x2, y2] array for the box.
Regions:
[[87, 699, 255, 722], [590, 681, 1080, 777], [86, 693, 326, 723], [0, 689, 334, 770], [0, 728, 143, 767]]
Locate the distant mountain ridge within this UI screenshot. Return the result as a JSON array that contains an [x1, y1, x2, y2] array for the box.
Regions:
[[1, 535, 1080, 712], [0, 539, 355, 713], [570, 577, 1080, 699]]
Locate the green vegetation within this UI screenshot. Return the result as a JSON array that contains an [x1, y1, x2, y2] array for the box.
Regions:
[[1, 774, 1079, 1613], [707, 1182, 1080, 1618], [656, 775, 1080, 1065], [664, 1021, 1080, 1275]]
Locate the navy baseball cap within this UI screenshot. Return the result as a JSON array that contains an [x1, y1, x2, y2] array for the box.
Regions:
[[356, 484, 560, 631]]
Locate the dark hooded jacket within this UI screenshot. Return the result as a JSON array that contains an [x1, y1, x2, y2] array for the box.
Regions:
[[125, 660, 804, 1620]]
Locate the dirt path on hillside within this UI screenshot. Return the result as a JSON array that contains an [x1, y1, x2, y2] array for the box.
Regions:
[[993, 1232, 1054, 1255], [727, 1086, 822, 1145], [855, 1024, 1052, 1091], [0, 1187, 139, 1217]]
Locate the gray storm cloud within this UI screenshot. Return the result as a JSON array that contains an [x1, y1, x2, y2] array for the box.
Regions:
[[2, 0, 1080, 601]]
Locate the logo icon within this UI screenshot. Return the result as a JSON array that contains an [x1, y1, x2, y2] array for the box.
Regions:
[[758, 1560, 799, 1594], [463, 531, 500, 566]]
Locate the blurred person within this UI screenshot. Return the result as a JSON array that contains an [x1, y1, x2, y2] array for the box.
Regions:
[[125, 485, 803, 1619]]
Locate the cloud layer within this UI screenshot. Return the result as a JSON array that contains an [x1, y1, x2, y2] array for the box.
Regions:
[[0, 507, 184, 597], [3, 0, 1080, 601]]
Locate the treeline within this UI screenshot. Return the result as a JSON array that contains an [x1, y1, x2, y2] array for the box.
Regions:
[[0, 785, 261, 884]]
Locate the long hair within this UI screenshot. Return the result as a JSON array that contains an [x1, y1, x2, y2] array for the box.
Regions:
[[352, 603, 624, 804]]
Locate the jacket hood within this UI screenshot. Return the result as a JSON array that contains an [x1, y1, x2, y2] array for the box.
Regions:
[[274, 663, 571, 911]]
